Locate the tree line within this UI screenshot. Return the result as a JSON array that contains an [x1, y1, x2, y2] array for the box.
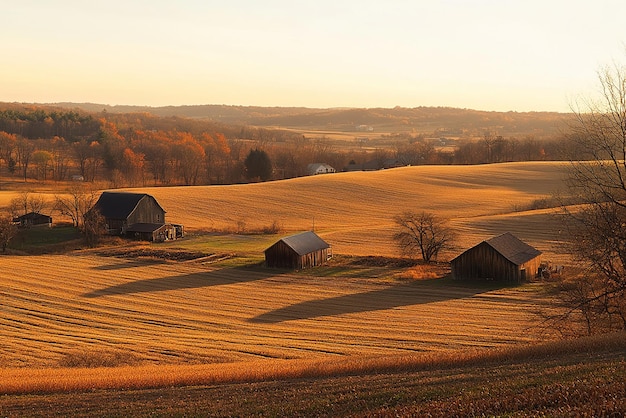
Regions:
[[0, 105, 572, 188]]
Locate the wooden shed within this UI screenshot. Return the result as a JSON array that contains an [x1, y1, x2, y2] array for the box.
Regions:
[[13, 212, 52, 228], [126, 223, 176, 243], [265, 231, 331, 269], [451, 232, 542, 283]]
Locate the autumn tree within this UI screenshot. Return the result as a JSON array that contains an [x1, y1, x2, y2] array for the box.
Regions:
[[0, 131, 16, 175], [393, 211, 455, 263], [50, 136, 70, 181], [15, 137, 34, 181], [202, 132, 230, 184], [0, 214, 18, 252], [172, 132, 205, 185], [244, 148, 272, 181], [32, 150, 53, 181], [120, 147, 145, 186], [82, 207, 107, 247]]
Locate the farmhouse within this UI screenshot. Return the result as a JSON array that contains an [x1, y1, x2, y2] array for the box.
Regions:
[[13, 212, 52, 228], [307, 163, 336, 175], [88, 192, 182, 242], [265, 231, 331, 269], [451, 232, 542, 283]]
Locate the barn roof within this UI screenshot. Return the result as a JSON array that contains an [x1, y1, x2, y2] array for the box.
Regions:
[[269, 231, 330, 255], [92, 192, 165, 219], [13, 212, 52, 222], [484, 232, 541, 265]]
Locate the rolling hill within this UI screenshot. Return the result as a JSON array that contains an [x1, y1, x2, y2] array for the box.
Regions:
[[124, 161, 570, 261]]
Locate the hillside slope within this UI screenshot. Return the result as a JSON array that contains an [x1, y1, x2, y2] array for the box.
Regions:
[[126, 161, 569, 259]]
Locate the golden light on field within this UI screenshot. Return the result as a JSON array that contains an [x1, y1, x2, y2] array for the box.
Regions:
[[127, 161, 569, 259], [0, 254, 557, 370], [0, 162, 572, 374]]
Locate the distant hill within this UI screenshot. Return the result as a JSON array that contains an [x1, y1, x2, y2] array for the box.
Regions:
[[49, 103, 570, 138]]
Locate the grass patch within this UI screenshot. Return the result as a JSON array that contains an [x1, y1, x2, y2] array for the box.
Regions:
[[8, 225, 82, 253]]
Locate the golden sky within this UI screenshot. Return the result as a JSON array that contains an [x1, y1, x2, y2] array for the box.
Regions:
[[2, 0, 625, 111]]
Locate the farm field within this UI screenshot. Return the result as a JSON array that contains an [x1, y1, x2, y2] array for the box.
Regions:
[[0, 160, 599, 414], [0, 253, 559, 369], [128, 161, 570, 261], [0, 162, 573, 368], [2, 332, 624, 417]]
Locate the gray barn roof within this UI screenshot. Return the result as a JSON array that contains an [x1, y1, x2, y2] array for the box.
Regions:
[[484, 232, 541, 265], [269, 231, 330, 255], [92, 192, 164, 219]]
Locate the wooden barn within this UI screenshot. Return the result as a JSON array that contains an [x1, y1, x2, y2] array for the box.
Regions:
[[13, 212, 52, 228], [88, 192, 182, 242], [451, 232, 542, 283], [265, 231, 331, 269]]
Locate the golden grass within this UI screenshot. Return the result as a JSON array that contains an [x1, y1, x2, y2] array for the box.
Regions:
[[0, 253, 560, 370], [122, 161, 570, 259], [0, 161, 581, 397], [0, 162, 570, 259], [2, 331, 622, 395]]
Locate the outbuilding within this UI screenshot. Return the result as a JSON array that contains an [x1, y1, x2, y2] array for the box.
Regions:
[[87, 191, 183, 241], [13, 212, 52, 228], [265, 231, 331, 269], [451, 232, 542, 283], [126, 223, 177, 242], [89, 191, 166, 235], [307, 163, 336, 175]]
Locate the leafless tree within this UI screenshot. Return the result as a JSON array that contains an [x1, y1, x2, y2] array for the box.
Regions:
[[393, 211, 455, 263], [9, 191, 47, 217], [54, 184, 100, 228], [559, 59, 626, 332]]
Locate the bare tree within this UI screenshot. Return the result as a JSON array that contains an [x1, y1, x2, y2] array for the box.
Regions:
[[9, 191, 47, 217], [560, 59, 626, 332], [393, 211, 455, 263], [54, 184, 100, 228]]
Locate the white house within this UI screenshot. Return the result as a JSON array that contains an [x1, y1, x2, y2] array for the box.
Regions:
[[307, 163, 336, 175]]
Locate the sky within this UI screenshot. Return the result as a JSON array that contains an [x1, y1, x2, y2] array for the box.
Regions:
[[1, 0, 625, 112]]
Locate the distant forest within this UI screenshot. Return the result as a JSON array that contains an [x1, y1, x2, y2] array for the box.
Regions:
[[0, 103, 572, 187]]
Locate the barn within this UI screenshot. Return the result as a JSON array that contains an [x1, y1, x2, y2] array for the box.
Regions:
[[88, 192, 182, 242], [13, 212, 52, 228], [451, 232, 542, 283], [265, 231, 331, 269]]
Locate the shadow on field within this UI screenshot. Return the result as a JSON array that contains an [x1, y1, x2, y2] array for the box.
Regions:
[[91, 259, 166, 270], [249, 280, 495, 323], [82, 266, 276, 298]]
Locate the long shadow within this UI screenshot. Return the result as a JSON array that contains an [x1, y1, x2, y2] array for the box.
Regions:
[[91, 259, 166, 270], [83, 266, 277, 298], [249, 280, 497, 323]]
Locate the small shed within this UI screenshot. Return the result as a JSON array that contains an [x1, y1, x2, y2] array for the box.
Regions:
[[451, 232, 542, 283], [13, 212, 52, 228], [126, 223, 176, 242], [265, 231, 331, 269]]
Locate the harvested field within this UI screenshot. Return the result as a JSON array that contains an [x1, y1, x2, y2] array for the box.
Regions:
[[121, 161, 570, 259], [0, 253, 559, 369]]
